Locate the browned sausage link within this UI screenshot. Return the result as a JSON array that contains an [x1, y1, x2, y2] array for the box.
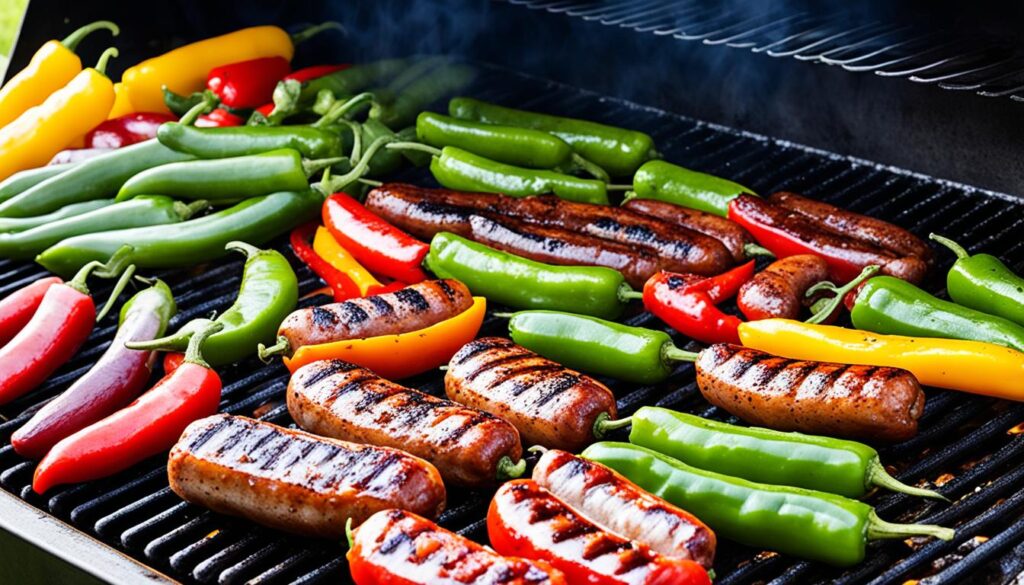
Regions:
[[769, 191, 932, 262], [288, 360, 524, 487], [695, 344, 925, 442], [624, 198, 754, 263], [533, 449, 716, 568], [731, 195, 928, 284], [167, 414, 446, 537], [277, 279, 473, 349], [365, 184, 476, 241], [445, 337, 617, 452], [737, 254, 831, 321]]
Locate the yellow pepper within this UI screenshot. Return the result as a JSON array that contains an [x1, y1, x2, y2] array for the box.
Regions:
[[106, 82, 135, 119], [0, 21, 119, 129], [0, 48, 118, 182], [312, 226, 382, 295], [284, 297, 487, 378], [739, 319, 1024, 400]]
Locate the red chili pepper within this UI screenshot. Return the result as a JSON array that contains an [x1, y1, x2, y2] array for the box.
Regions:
[[254, 103, 275, 117], [195, 108, 245, 128], [639, 261, 754, 345], [32, 321, 223, 494], [0, 276, 61, 346], [284, 64, 349, 84], [207, 56, 291, 109], [163, 352, 184, 375], [289, 222, 361, 302], [323, 193, 429, 284], [85, 112, 177, 149]]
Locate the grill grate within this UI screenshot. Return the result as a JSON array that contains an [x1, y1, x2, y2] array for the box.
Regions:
[[2, 62, 1024, 584]]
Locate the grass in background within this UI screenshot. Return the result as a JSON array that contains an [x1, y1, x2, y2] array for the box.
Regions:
[[0, 0, 29, 72]]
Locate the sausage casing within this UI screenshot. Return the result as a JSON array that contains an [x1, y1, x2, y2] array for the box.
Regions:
[[623, 198, 754, 263], [288, 359, 523, 487], [445, 337, 617, 452], [696, 344, 924, 441], [167, 414, 446, 537], [737, 254, 830, 320]]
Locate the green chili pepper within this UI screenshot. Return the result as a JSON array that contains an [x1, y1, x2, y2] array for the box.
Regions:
[[627, 159, 756, 218], [300, 58, 410, 103], [584, 441, 954, 567], [506, 310, 681, 384], [156, 123, 348, 159], [115, 149, 344, 203], [0, 200, 112, 233], [0, 197, 207, 260], [0, 163, 76, 204], [371, 63, 476, 130], [425, 233, 630, 319], [597, 406, 944, 500], [0, 140, 195, 218], [931, 233, 1024, 328], [126, 241, 298, 365], [35, 190, 320, 277], [848, 275, 1024, 352], [449, 96, 656, 177]]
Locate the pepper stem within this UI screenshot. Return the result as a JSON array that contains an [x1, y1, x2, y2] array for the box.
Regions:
[[490, 312, 515, 319], [744, 243, 775, 259], [605, 184, 634, 191], [303, 157, 349, 177], [177, 91, 218, 126], [620, 190, 638, 204], [569, 154, 610, 182], [344, 518, 355, 549], [182, 320, 224, 369], [96, 264, 136, 322], [316, 135, 393, 195], [385, 141, 442, 157], [291, 21, 344, 46], [805, 265, 880, 325], [358, 178, 383, 188], [619, 290, 643, 301], [66, 245, 134, 294], [592, 412, 631, 438], [257, 335, 291, 362], [338, 119, 362, 161], [62, 20, 120, 51], [225, 240, 261, 258], [662, 343, 699, 364], [314, 93, 375, 128], [866, 458, 948, 501], [865, 509, 954, 542], [929, 233, 970, 260], [496, 456, 527, 481], [93, 47, 118, 76], [126, 324, 194, 352], [174, 199, 210, 220]]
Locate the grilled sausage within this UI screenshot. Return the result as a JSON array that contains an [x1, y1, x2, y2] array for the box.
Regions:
[[276, 279, 473, 349], [288, 360, 524, 487], [769, 191, 932, 261], [737, 254, 831, 320], [349, 509, 567, 585], [623, 198, 754, 263], [696, 344, 925, 441], [365, 186, 476, 241], [533, 449, 715, 568], [167, 414, 446, 537], [731, 194, 928, 284], [445, 337, 617, 451], [488, 480, 712, 585]]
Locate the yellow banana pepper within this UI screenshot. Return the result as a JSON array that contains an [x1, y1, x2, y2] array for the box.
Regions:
[[0, 21, 119, 129], [312, 226, 383, 295], [738, 319, 1024, 400], [106, 82, 135, 119], [0, 48, 118, 182]]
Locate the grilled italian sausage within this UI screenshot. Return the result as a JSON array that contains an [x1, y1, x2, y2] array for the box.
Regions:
[[731, 194, 928, 284], [349, 509, 567, 585], [533, 449, 715, 568], [445, 337, 617, 451], [276, 279, 472, 349], [770, 191, 932, 261], [696, 344, 924, 441], [624, 198, 754, 263], [489, 480, 712, 585], [167, 414, 445, 537], [737, 254, 830, 320], [288, 360, 524, 487], [365, 186, 476, 241]]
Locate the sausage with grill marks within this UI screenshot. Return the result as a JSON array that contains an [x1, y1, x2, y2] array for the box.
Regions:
[[349, 509, 567, 585], [445, 337, 617, 452], [167, 414, 446, 537], [696, 344, 925, 441], [288, 360, 524, 487], [276, 279, 473, 350], [737, 254, 831, 320], [623, 198, 755, 263], [533, 449, 716, 569]]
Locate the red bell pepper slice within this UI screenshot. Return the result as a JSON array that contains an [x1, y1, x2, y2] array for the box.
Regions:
[[289, 222, 362, 302], [641, 261, 754, 345], [284, 64, 349, 84], [323, 193, 429, 284], [207, 56, 291, 110], [0, 276, 61, 346], [85, 112, 177, 149], [195, 108, 245, 128]]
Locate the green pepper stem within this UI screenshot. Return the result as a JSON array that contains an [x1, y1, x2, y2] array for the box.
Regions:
[[303, 156, 349, 177], [619, 290, 643, 301], [805, 265, 880, 325], [605, 184, 634, 191], [93, 47, 118, 76], [62, 20, 120, 51], [866, 458, 948, 501], [225, 240, 261, 258], [126, 322, 195, 352], [662, 343, 699, 364], [344, 518, 355, 549], [290, 21, 344, 46], [490, 312, 515, 319], [865, 509, 954, 542], [385, 141, 442, 157], [182, 320, 224, 369], [592, 412, 631, 438], [569, 153, 610, 182], [317, 135, 393, 195], [315, 92, 375, 128], [358, 178, 383, 187], [620, 190, 638, 204], [496, 456, 528, 481], [929, 233, 970, 260], [527, 445, 549, 455], [257, 335, 291, 362], [67, 245, 133, 294], [337, 119, 362, 162], [96, 264, 136, 322], [177, 91, 218, 126], [175, 199, 210, 220], [744, 243, 775, 259]]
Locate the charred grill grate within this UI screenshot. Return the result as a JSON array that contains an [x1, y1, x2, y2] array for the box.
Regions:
[[1, 63, 1024, 584]]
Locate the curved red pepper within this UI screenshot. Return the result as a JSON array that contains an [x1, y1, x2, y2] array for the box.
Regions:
[[207, 56, 291, 109], [163, 352, 184, 375], [195, 108, 245, 128], [289, 222, 361, 302], [642, 261, 754, 345], [85, 113, 177, 149], [0, 276, 61, 346], [323, 193, 428, 284], [284, 64, 349, 84], [33, 322, 223, 494]]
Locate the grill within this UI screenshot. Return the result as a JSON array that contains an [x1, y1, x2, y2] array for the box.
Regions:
[[4, 2, 1024, 584]]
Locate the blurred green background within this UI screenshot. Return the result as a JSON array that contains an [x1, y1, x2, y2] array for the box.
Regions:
[[1, 0, 29, 73]]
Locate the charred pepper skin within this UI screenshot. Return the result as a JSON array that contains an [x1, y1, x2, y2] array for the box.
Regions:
[[932, 234, 1024, 328], [630, 159, 756, 218]]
